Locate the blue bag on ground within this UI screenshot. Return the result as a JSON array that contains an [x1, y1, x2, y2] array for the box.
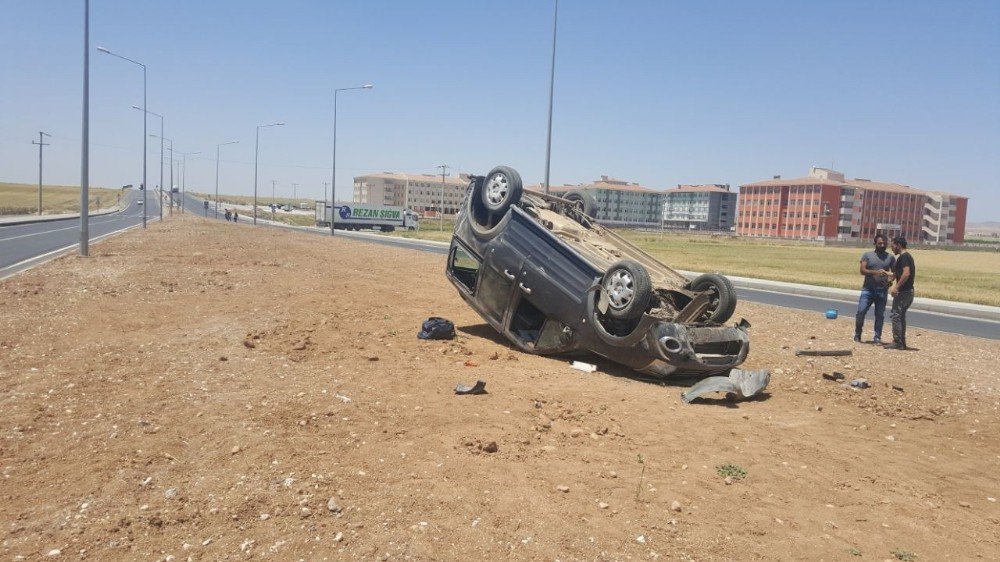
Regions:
[[418, 317, 455, 340]]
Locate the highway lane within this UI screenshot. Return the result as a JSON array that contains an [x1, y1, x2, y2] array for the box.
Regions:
[[0, 191, 163, 276]]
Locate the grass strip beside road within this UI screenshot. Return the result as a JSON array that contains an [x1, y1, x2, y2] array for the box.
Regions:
[[1, 183, 121, 216], [388, 224, 1000, 307], [619, 232, 1000, 307]]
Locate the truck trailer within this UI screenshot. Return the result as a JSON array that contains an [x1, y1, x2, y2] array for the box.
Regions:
[[315, 202, 420, 232]]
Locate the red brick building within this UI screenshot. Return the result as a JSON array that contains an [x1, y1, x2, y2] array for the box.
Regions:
[[736, 168, 968, 244]]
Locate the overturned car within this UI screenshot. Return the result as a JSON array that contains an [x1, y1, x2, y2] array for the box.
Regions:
[[446, 165, 750, 378]]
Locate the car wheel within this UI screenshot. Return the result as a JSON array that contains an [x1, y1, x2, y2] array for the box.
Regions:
[[564, 190, 597, 218], [687, 273, 737, 323], [601, 260, 652, 321], [481, 166, 523, 214]]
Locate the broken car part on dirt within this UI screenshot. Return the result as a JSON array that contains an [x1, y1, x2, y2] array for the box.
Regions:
[[680, 369, 771, 403], [454, 380, 487, 395], [795, 349, 853, 357], [445, 165, 751, 379]]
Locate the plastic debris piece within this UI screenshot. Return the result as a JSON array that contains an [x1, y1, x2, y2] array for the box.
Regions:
[[570, 361, 597, 373], [454, 380, 487, 395], [681, 369, 771, 403]]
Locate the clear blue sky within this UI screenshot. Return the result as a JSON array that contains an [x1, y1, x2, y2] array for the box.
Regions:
[[2, 0, 998, 220]]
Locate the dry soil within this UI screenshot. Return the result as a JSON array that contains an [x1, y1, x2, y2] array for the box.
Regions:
[[1, 216, 998, 561]]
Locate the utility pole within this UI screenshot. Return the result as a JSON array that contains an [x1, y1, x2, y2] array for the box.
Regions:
[[32, 132, 51, 215], [437, 164, 450, 231], [293, 183, 298, 200], [271, 179, 277, 220]]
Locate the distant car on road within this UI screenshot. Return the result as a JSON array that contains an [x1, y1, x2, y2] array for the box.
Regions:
[[445, 165, 750, 378]]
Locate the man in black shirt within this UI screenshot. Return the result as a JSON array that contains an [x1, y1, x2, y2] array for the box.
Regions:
[[885, 236, 916, 350]]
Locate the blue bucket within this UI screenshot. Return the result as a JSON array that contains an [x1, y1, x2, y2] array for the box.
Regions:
[[825, 308, 839, 319]]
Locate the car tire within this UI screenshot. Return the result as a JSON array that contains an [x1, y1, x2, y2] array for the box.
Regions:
[[601, 260, 652, 321], [687, 273, 737, 323], [564, 190, 597, 218], [481, 166, 523, 214]]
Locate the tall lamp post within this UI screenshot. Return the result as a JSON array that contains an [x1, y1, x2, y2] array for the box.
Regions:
[[253, 122, 284, 225], [32, 132, 52, 215], [215, 140, 239, 218], [80, 0, 90, 256], [132, 105, 164, 221], [543, 0, 559, 195], [151, 134, 173, 215], [97, 45, 146, 228], [174, 150, 200, 213], [330, 84, 373, 236]]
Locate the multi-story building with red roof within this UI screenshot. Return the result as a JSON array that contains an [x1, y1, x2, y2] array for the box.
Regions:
[[736, 167, 968, 244]]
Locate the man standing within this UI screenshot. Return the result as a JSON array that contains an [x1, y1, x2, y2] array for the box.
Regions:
[[854, 234, 895, 344], [885, 236, 915, 350]]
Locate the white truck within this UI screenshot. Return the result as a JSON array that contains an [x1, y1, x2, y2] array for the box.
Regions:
[[315, 202, 420, 232]]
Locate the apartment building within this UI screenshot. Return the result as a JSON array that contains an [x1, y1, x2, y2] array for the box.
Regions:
[[662, 184, 737, 230], [353, 172, 470, 216], [550, 176, 664, 228], [737, 167, 968, 244]]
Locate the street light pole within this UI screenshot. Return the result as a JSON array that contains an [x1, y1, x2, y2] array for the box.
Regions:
[[437, 164, 449, 231], [330, 84, 374, 236], [80, 0, 90, 256], [32, 132, 51, 215], [253, 122, 284, 225], [132, 106, 164, 221], [174, 150, 200, 213], [543, 0, 559, 195], [215, 140, 239, 218]]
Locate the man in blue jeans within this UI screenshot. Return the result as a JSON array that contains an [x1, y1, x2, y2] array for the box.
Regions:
[[885, 236, 916, 350], [854, 234, 895, 343]]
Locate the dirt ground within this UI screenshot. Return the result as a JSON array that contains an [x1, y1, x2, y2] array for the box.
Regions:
[[1, 216, 998, 561]]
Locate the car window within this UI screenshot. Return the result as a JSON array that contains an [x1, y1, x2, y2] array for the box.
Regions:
[[448, 243, 480, 292]]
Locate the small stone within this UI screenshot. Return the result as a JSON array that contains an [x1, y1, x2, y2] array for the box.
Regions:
[[608, 471, 618, 478], [570, 428, 585, 437], [219, 356, 228, 362], [164, 487, 178, 499], [959, 501, 971, 508], [724, 477, 734, 485], [482, 441, 498, 453], [327, 498, 342, 513], [47, 550, 61, 557], [333, 532, 344, 542], [201, 538, 212, 546], [636, 535, 646, 544], [815, 405, 823, 412], [231, 445, 241, 454], [885, 435, 896, 441], [259, 513, 270, 520], [671, 500, 683, 512], [598, 502, 609, 509], [243, 339, 256, 349], [556, 485, 570, 493], [301, 507, 312, 517]]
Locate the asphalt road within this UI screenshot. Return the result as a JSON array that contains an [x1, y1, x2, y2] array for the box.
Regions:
[[0, 191, 163, 277]]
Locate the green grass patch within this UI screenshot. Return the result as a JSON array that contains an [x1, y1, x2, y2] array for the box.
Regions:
[[619, 232, 1000, 307], [716, 463, 747, 481], [1, 182, 121, 215]]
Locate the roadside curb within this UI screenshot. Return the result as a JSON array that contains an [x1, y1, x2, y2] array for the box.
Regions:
[[679, 270, 1000, 323]]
